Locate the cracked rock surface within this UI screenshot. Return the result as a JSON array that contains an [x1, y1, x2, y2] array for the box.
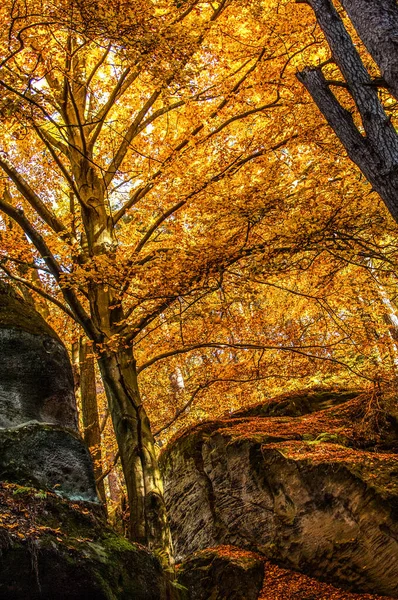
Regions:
[[177, 546, 264, 600], [161, 390, 398, 597], [0, 283, 97, 501]]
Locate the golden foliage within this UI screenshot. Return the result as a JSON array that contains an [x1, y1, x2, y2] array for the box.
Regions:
[[0, 0, 397, 442]]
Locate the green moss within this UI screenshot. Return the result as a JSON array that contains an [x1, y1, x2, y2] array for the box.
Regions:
[[101, 533, 138, 555], [0, 482, 170, 599], [12, 486, 33, 496], [170, 581, 189, 600], [34, 490, 48, 499], [307, 432, 348, 446]]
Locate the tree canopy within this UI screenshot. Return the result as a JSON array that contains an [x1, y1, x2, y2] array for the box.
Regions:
[[0, 0, 398, 561]]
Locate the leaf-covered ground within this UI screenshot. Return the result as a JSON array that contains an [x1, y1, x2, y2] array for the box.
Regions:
[[258, 559, 395, 600], [178, 546, 396, 600], [167, 388, 398, 460]]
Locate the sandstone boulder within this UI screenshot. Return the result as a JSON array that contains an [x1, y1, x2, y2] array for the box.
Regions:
[[0, 284, 97, 502], [0, 483, 170, 600], [0, 285, 178, 599], [0, 283, 77, 429], [0, 423, 97, 502], [230, 388, 359, 418], [161, 390, 398, 597], [176, 546, 264, 600]]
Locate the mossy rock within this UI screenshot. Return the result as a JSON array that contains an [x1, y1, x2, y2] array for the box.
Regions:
[[0, 483, 170, 600], [307, 432, 348, 446], [0, 422, 98, 502], [177, 546, 264, 600]]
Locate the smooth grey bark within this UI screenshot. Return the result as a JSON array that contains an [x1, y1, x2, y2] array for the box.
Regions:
[[338, 0, 398, 101], [297, 0, 398, 224], [97, 348, 174, 567]]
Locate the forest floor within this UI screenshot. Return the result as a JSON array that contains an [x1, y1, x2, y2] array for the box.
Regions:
[[258, 560, 395, 600]]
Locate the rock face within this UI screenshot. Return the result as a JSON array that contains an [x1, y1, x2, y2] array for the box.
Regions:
[[177, 546, 264, 600], [0, 483, 170, 600], [0, 423, 98, 502], [0, 284, 97, 502], [0, 285, 176, 599], [161, 390, 398, 597], [0, 284, 77, 429]]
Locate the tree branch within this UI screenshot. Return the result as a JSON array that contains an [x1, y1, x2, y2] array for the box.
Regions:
[[297, 66, 398, 222], [137, 339, 371, 380], [154, 383, 208, 437], [204, 95, 281, 141], [37, 126, 70, 156], [65, 79, 88, 157], [0, 262, 75, 319], [130, 137, 294, 259], [124, 239, 299, 344], [113, 182, 153, 224], [304, 0, 398, 166], [88, 67, 140, 148], [0, 255, 51, 274], [96, 450, 120, 485], [133, 200, 186, 255], [0, 196, 98, 339], [0, 162, 71, 238], [85, 43, 111, 91], [104, 87, 163, 187], [33, 125, 87, 208]]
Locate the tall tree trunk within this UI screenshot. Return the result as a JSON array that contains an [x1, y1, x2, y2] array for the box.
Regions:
[[73, 170, 174, 566], [79, 338, 107, 505], [104, 448, 126, 531], [97, 347, 174, 567]]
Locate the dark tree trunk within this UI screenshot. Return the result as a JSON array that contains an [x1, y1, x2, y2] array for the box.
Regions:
[[338, 0, 398, 101], [297, 0, 398, 224]]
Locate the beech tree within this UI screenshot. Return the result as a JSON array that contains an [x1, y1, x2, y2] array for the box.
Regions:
[[0, 0, 307, 562], [297, 0, 398, 223], [2, 0, 398, 565]]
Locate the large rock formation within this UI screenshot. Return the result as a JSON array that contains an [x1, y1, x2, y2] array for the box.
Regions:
[[0, 482, 170, 600], [0, 284, 175, 599], [161, 389, 398, 597], [0, 283, 97, 502], [0, 283, 77, 429], [176, 546, 264, 600], [176, 546, 395, 600]]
